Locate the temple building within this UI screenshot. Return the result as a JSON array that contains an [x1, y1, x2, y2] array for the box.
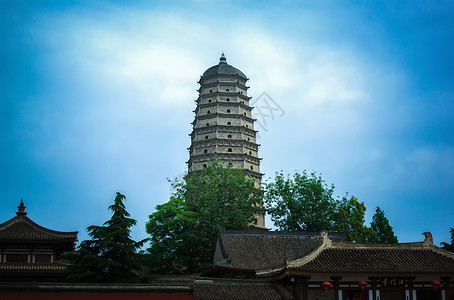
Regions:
[[187, 54, 265, 227], [208, 230, 454, 300], [0, 200, 78, 281]]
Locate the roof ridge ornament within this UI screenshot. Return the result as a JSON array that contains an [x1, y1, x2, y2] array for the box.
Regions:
[[219, 52, 227, 64], [16, 198, 27, 216]]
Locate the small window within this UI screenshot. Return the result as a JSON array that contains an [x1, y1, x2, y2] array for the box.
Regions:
[[228, 135, 232, 138], [203, 164, 207, 168], [249, 151, 252, 155], [228, 163, 233, 167], [226, 98, 230, 102], [245, 125, 248, 128], [226, 88, 230, 91], [227, 109, 231, 113], [209, 89, 212, 93], [228, 148, 232, 152], [250, 166, 253, 170], [247, 138, 250, 141], [206, 123, 209, 126], [204, 149, 208, 153], [240, 91, 243, 94], [243, 112, 246, 116], [205, 135, 209, 139], [207, 110, 211, 114], [208, 99, 212, 103], [227, 122, 231, 125]]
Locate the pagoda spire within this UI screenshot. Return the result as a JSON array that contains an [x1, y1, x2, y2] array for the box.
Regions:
[[219, 52, 227, 64]]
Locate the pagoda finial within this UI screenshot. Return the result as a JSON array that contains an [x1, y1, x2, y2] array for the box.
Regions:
[[219, 52, 227, 64], [16, 198, 27, 216]]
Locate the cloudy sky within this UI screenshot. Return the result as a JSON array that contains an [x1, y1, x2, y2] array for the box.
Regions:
[[1, 1, 453, 246]]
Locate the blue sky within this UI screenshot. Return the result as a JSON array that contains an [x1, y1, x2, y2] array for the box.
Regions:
[[1, 1, 453, 246]]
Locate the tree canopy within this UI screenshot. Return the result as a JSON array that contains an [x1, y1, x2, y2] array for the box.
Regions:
[[146, 161, 262, 274], [332, 195, 376, 243], [441, 228, 454, 252], [264, 171, 336, 231], [264, 171, 398, 243], [68, 192, 146, 282]]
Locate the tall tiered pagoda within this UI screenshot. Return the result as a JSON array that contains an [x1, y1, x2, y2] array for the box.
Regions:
[[187, 54, 264, 227]]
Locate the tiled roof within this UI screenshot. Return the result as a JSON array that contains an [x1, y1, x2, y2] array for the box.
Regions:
[[202, 55, 247, 79], [192, 280, 293, 300], [213, 230, 454, 279], [0, 215, 78, 244], [215, 231, 348, 271], [288, 244, 454, 277]]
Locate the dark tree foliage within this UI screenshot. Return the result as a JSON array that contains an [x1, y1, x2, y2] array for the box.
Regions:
[[332, 195, 376, 243], [146, 161, 262, 274], [441, 228, 454, 252], [264, 171, 336, 231], [370, 207, 398, 243], [68, 192, 146, 282], [264, 171, 398, 243]]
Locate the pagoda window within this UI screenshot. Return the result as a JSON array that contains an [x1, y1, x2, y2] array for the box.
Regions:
[[243, 112, 247, 116], [227, 122, 231, 125], [227, 109, 231, 113], [203, 164, 207, 168], [228, 135, 232, 138], [228, 163, 233, 167], [204, 149, 208, 153], [226, 88, 230, 91], [205, 135, 209, 139], [226, 98, 230, 102], [245, 125, 248, 128], [249, 151, 252, 155], [207, 110, 211, 114], [228, 148, 232, 152], [250, 166, 254, 170], [208, 99, 212, 103], [206, 123, 209, 126], [209, 89, 213, 93]]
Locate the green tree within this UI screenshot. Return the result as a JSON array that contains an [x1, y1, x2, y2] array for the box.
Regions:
[[264, 171, 336, 231], [146, 197, 201, 274], [146, 161, 263, 274], [370, 207, 398, 243], [332, 195, 376, 243], [440, 228, 454, 252], [68, 192, 146, 282]]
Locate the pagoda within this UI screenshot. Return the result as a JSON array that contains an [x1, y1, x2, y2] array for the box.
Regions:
[[187, 54, 264, 227]]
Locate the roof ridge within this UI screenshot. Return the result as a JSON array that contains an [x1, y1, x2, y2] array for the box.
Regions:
[[20, 216, 78, 236], [286, 232, 331, 269], [0, 215, 78, 239], [426, 244, 454, 260]]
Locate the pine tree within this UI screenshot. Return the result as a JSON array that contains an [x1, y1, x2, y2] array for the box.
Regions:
[[370, 207, 398, 243], [440, 228, 454, 252], [68, 192, 146, 282]]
